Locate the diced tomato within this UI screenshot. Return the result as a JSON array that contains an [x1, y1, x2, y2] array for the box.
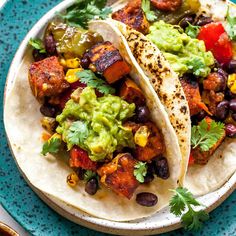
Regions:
[[198, 22, 233, 64], [69, 146, 98, 171], [188, 152, 195, 166]]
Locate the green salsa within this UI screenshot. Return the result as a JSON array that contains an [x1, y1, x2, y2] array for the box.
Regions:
[[56, 87, 135, 161], [147, 21, 215, 77]]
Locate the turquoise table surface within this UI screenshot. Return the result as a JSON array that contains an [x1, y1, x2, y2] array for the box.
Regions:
[[0, 1, 236, 235]]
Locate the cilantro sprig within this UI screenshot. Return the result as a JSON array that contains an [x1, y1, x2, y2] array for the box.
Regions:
[[185, 23, 200, 39], [77, 70, 115, 95], [191, 119, 225, 152], [169, 187, 209, 231], [59, 0, 112, 29], [141, 0, 157, 22], [84, 170, 98, 182], [41, 135, 62, 156], [67, 121, 89, 150], [134, 161, 147, 183], [29, 38, 46, 53], [226, 6, 236, 41]]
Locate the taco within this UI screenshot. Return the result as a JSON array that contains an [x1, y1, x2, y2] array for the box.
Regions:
[[109, 0, 236, 195], [3, 9, 183, 221]]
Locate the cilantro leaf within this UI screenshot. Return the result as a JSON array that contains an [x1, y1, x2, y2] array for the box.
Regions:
[[169, 187, 209, 231], [41, 135, 61, 156], [77, 70, 115, 95], [191, 119, 225, 152], [134, 161, 147, 183], [67, 121, 89, 149], [29, 38, 46, 53], [141, 0, 157, 22], [185, 23, 200, 38], [84, 170, 97, 182], [59, 0, 112, 29], [181, 209, 209, 231], [226, 6, 236, 41]]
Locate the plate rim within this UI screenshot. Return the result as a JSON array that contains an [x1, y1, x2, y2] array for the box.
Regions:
[[2, 0, 236, 235]]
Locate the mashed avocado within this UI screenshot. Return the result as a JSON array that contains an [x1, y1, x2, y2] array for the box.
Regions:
[[56, 87, 135, 161], [147, 21, 215, 77]]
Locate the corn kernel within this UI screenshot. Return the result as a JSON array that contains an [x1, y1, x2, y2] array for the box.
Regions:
[[66, 173, 79, 187], [134, 126, 150, 147], [59, 58, 67, 67], [66, 58, 81, 69], [65, 68, 83, 83], [42, 83, 48, 91], [227, 74, 236, 94]]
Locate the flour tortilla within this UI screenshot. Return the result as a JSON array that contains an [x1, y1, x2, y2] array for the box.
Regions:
[[4, 21, 182, 221], [184, 0, 236, 195], [109, 0, 236, 195]]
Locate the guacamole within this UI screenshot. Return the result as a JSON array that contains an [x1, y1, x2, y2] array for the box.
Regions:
[[56, 87, 135, 161], [147, 21, 215, 77]]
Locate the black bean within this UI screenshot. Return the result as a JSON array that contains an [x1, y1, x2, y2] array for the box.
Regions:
[[44, 35, 57, 55], [215, 100, 229, 121], [229, 99, 236, 112], [40, 104, 57, 117], [143, 174, 154, 184], [136, 106, 151, 123], [76, 168, 85, 180], [136, 192, 158, 207], [32, 49, 46, 62], [147, 162, 156, 175], [216, 69, 227, 91], [225, 124, 236, 137], [196, 110, 207, 121], [85, 178, 98, 195], [81, 52, 91, 69], [232, 113, 236, 122], [154, 157, 170, 179], [196, 16, 213, 26], [179, 15, 194, 29], [226, 60, 236, 74], [225, 89, 236, 99]]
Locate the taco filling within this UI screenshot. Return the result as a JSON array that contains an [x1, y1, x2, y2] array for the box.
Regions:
[[27, 21, 171, 205], [110, 0, 236, 194]]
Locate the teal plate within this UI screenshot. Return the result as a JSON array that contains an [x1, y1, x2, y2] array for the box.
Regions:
[[0, 1, 236, 235]]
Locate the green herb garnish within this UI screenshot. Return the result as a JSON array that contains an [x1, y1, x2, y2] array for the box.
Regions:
[[77, 70, 115, 95], [191, 119, 225, 152], [59, 0, 112, 29], [41, 135, 61, 156], [226, 6, 236, 41], [185, 23, 200, 38], [170, 187, 209, 231], [29, 38, 46, 53], [67, 121, 89, 150], [134, 161, 147, 183], [84, 170, 98, 182], [141, 0, 157, 22]]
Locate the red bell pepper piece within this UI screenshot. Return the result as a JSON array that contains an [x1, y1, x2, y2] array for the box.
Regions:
[[198, 22, 233, 64]]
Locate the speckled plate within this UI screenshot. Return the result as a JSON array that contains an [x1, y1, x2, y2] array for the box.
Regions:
[[1, 1, 236, 236]]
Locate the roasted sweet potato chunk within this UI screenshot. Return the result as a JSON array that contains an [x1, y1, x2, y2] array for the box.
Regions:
[[119, 79, 146, 106], [112, 0, 150, 35], [180, 77, 209, 116], [29, 56, 69, 100], [87, 42, 131, 84], [69, 146, 98, 171], [191, 117, 226, 165], [97, 153, 139, 199], [134, 122, 165, 162]]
